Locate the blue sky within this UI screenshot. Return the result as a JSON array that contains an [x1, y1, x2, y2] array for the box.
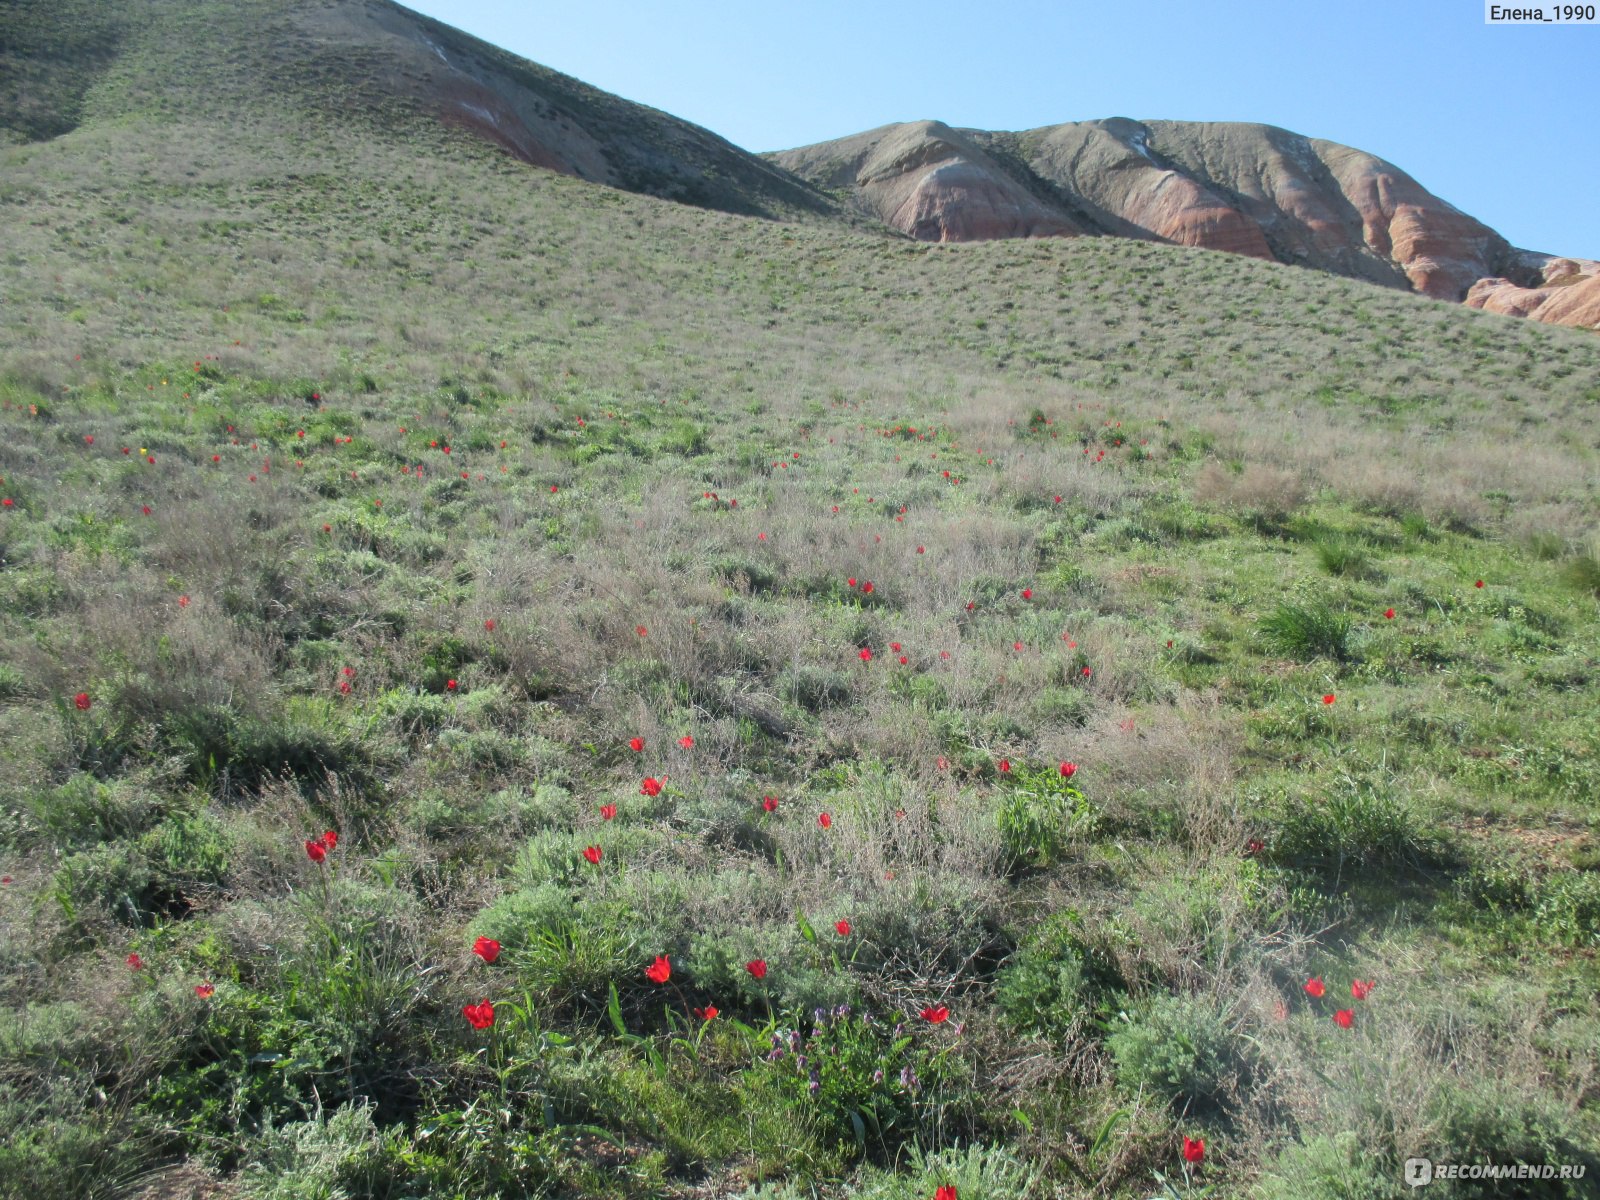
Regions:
[[403, 1, 1597, 258]]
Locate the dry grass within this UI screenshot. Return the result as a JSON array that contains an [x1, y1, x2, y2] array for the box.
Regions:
[[1, 6, 1598, 1195]]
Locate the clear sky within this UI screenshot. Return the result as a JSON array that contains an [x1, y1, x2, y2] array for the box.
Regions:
[[402, 0, 1597, 259]]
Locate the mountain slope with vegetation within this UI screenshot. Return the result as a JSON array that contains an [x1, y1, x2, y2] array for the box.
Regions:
[[771, 118, 1600, 329], [1, 2, 1598, 1198]]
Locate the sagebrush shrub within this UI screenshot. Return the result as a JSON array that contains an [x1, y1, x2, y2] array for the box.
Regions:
[[1253, 1131, 1406, 1200], [239, 1102, 387, 1200], [995, 945, 1089, 1041], [1107, 990, 1247, 1110]]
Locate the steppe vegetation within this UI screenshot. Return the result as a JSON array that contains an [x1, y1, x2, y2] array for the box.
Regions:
[[2, 2, 1599, 1197]]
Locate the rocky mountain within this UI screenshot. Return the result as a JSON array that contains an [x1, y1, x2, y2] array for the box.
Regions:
[[770, 118, 1598, 329], [4, 0, 1590, 327]]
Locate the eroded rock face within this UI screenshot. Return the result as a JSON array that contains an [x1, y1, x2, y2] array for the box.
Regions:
[[772, 118, 1595, 329], [774, 121, 1082, 242], [291, 0, 836, 220], [1466, 258, 1600, 329]]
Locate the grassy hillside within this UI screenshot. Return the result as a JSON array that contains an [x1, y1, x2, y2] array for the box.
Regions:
[[2, 2, 1599, 1198]]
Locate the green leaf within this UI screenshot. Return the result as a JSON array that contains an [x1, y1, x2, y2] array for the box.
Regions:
[[607, 981, 627, 1037], [796, 909, 817, 944], [1091, 1106, 1131, 1159]]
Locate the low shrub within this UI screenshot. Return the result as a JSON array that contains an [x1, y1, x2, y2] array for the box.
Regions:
[[1254, 1131, 1405, 1200], [1107, 990, 1248, 1111]]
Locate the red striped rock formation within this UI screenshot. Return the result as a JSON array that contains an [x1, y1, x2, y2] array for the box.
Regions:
[[1466, 253, 1600, 329], [772, 118, 1594, 329]]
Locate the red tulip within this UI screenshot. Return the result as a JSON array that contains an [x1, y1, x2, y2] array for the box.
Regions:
[[1351, 979, 1375, 1000], [126, 953, 144, 970], [73, 692, 92, 711], [1021, 588, 1032, 600], [693, 1005, 718, 1021], [641, 777, 663, 797], [484, 619, 496, 631], [936, 1188, 958, 1200], [998, 759, 1011, 773], [679, 735, 694, 749], [1322, 694, 1335, 705], [1059, 761, 1077, 779], [629, 737, 644, 752], [835, 920, 851, 937], [762, 796, 778, 812], [636, 624, 649, 637], [446, 679, 458, 691], [1182, 1136, 1205, 1164], [1384, 608, 1395, 619], [473, 936, 500, 963], [1305, 977, 1326, 998], [321, 830, 337, 849], [818, 812, 832, 829], [862, 582, 873, 594], [1080, 666, 1092, 678], [462, 999, 495, 1029], [1333, 1008, 1354, 1028], [600, 804, 617, 821], [920, 1005, 949, 1023], [847, 578, 857, 588], [194, 982, 215, 998], [582, 845, 603, 865], [890, 642, 902, 652], [305, 839, 327, 863], [646, 955, 671, 984], [745, 959, 768, 980], [859, 647, 873, 662], [1475, 579, 1484, 588]]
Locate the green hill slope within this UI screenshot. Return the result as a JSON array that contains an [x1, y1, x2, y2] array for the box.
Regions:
[[1, 0, 837, 218], [1, 3, 1598, 1198]]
